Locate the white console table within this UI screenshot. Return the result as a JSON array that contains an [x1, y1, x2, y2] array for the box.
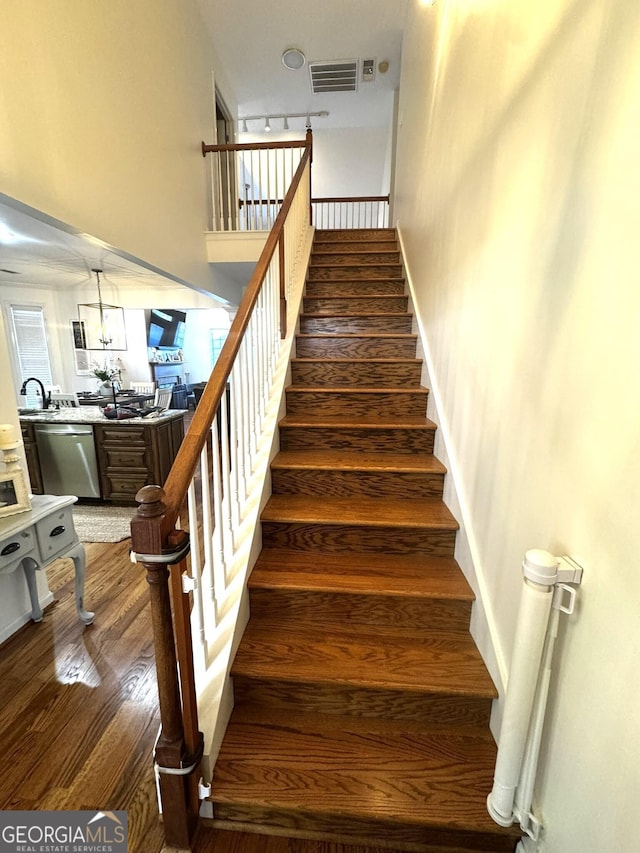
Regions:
[[0, 494, 93, 626]]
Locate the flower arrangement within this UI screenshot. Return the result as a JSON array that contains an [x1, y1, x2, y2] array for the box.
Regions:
[[91, 365, 119, 382]]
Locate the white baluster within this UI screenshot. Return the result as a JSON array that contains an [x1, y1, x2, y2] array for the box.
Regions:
[[210, 417, 227, 596], [198, 444, 218, 624]]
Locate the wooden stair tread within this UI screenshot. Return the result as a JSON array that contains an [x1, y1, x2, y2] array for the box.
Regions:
[[292, 356, 422, 364], [296, 332, 416, 339], [232, 621, 496, 698], [279, 414, 436, 429], [300, 312, 411, 319], [251, 549, 474, 600], [262, 495, 459, 530], [272, 450, 445, 474], [212, 708, 511, 834], [287, 385, 429, 395]]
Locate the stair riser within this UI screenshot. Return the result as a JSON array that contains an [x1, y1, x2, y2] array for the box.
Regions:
[[271, 468, 444, 498], [296, 336, 417, 359], [312, 241, 398, 254], [300, 315, 413, 334], [248, 589, 471, 632], [286, 390, 428, 418], [233, 678, 491, 725], [314, 229, 397, 243], [307, 265, 403, 281], [211, 804, 517, 852], [305, 279, 406, 296], [261, 522, 456, 556], [310, 252, 401, 266], [292, 360, 422, 386], [304, 296, 409, 314], [279, 426, 435, 454]]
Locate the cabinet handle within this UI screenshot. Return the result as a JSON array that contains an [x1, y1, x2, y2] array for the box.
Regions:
[[1, 541, 20, 556], [50, 525, 66, 537]]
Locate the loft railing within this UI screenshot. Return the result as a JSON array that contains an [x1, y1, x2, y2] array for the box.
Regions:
[[312, 195, 389, 229], [203, 131, 389, 232], [202, 133, 312, 231], [130, 147, 313, 850]]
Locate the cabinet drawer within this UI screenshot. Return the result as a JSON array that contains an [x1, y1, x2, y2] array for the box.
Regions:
[[102, 474, 150, 501], [103, 447, 151, 471], [35, 506, 77, 561], [0, 527, 37, 573], [97, 425, 147, 445]]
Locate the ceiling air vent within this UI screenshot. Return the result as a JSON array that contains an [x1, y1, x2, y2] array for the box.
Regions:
[[309, 60, 358, 94]]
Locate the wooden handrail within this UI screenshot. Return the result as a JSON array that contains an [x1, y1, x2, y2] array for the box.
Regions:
[[313, 194, 390, 204], [202, 138, 310, 155], [241, 194, 391, 208], [161, 139, 312, 536]]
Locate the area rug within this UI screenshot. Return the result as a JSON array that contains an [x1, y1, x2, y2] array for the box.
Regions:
[[72, 504, 136, 543]]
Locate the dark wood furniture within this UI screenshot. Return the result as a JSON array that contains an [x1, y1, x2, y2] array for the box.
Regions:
[[21, 413, 184, 504], [94, 417, 185, 502]]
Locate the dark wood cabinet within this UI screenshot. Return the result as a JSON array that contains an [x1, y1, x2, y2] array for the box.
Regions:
[[21, 422, 44, 495], [94, 416, 185, 502], [20, 414, 184, 504]]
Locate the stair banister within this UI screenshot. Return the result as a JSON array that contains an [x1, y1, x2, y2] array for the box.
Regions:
[[130, 143, 312, 850], [487, 549, 583, 838]]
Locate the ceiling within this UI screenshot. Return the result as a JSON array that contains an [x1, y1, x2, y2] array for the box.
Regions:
[[0, 0, 408, 298], [0, 197, 195, 293], [202, 0, 408, 135]]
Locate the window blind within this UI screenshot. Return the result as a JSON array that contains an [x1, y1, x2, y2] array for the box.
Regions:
[[10, 305, 53, 405]]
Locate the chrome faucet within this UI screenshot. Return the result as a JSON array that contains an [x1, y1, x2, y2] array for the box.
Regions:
[[20, 377, 51, 409]]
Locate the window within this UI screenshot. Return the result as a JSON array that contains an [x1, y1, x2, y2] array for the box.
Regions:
[[9, 304, 53, 407], [210, 328, 228, 365]]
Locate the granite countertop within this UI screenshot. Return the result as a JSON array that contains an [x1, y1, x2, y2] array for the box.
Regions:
[[19, 406, 185, 425]]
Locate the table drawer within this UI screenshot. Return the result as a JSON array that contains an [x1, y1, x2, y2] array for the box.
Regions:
[[35, 506, 77, 561], [0, 527, 37, 573]]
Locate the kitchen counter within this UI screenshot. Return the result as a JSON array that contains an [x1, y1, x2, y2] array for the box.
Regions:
[[20, 408, 186, 502], [19, 406, 184, 425]]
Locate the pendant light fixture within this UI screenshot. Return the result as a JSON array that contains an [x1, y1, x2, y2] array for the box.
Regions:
[[77, 268, 127, 351]]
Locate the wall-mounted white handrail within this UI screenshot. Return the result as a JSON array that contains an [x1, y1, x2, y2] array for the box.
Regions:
[[487, 549, 583, 840]]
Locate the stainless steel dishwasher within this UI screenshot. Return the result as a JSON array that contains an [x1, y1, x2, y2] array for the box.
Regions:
[[35, 423, 101, 498]]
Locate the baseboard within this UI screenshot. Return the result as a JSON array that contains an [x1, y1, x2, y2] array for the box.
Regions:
[[396, 223, 507, 727], [0, 590, 55, 646]]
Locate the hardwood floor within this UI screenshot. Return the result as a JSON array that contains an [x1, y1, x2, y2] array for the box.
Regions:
[[0, 530, 414, 853]]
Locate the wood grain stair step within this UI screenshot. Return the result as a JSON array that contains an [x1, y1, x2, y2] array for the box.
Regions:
[[232, 620, 496, 698], [299, 313, 413, 334], [291, 357, 423, 386], [270, 450, 446, 498], [210, 708, 519, 850], [248, 549, 474, 633], [309, 251, 401, 266], [313, 228, 397, 242], [285, 386, 429, 418], [262, 495, 457, 529], [279, 414, 436, 453], [305, 278, 406, 296], [312, 240, 398, 254], [303, 295, 409, 314], [252, 549, 473, 598], [307, 265, 404, 281], [295, 333, 418, 358]]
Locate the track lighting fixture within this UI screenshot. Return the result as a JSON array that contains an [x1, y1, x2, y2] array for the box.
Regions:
[[239, 111, 329, 133]]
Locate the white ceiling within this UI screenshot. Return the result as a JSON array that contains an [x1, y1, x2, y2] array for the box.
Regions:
[[0, 0, 408, 297], [203, 0, 408, 135]]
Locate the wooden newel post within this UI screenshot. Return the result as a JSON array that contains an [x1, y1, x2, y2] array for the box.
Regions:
[[132, 485, 199, 850]]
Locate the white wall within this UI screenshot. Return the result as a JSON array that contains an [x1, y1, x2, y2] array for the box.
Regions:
[[1, 0, 231, 293], [394, 1, 640, 851], [0, 0, 238, 637]]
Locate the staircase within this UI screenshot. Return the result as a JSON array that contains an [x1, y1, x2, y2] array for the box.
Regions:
[[208, 229, 520, 852]]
